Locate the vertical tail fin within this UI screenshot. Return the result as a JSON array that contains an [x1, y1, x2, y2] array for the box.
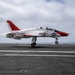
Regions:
[[7, 20, 20, 31]]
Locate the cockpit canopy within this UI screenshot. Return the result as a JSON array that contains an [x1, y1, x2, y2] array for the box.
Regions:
[[39, 27, 43, 29], [39, 27, 55, 31], [46, 27, 55, 31]]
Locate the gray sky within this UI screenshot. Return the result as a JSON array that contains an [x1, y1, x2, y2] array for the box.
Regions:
[[0, 0, 75, 44]]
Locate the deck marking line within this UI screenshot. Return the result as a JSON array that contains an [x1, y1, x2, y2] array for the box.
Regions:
[[0, 50, 75, 53], [0, 54, 75, 57]]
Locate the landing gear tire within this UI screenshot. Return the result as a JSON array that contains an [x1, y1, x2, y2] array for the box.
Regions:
[[55, 41, 59, 45], [31, 42, 36, 47]]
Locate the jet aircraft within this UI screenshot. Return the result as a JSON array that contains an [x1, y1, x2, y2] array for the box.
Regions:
[[5, 20, 69, 47]]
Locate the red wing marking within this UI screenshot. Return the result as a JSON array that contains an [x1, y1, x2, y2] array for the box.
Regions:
[[24, 34, 33, 37]]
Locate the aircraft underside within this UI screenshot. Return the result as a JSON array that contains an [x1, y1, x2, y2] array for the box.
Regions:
[[30, 37, 59, 47]]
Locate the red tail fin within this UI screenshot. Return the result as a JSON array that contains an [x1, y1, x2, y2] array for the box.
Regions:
[[7, 20, 20, 31]]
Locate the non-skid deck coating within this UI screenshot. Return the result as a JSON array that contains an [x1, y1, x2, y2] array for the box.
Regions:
[[0, 44, 75, 75]]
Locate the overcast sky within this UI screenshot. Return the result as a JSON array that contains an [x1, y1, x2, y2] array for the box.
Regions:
[[0, 0, 75, 44]]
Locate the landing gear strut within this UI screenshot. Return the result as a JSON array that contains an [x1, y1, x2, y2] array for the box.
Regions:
[[55, 38, 59, 44], [31, 37, 37, 47]]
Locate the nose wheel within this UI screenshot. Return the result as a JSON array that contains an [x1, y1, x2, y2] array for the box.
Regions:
[[55, 40, 59, 44], [55, 38, 59, 44]]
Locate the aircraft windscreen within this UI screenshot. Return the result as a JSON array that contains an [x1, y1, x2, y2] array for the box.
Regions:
[[55, 30, 59, 32]]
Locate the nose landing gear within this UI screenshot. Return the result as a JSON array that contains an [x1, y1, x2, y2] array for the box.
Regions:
[[55, 38, 59, 44]]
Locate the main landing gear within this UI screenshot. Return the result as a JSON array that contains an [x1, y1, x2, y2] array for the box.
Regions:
[[31, 42, 36, 47], [31, 37, 37, 47], [55, 38, 59, 44]]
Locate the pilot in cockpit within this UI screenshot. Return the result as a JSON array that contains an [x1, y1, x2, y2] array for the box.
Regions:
[[40, 27, 43, 29]]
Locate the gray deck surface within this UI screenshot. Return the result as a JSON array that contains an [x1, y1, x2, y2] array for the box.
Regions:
[[0, 44, 75, 75]]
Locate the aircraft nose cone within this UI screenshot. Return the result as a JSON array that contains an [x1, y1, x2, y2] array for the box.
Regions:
[[64, 33, 69, 36], [55, 30, 69, 36], [60, 32, 69, 36]]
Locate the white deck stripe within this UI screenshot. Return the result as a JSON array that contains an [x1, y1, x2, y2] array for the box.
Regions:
[[0, 50, 75, 53], [0, 50, 75, 57], [0, 54, 75, 57]]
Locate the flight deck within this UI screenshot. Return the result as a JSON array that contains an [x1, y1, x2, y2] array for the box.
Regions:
[[0, 44, 75, 75]]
